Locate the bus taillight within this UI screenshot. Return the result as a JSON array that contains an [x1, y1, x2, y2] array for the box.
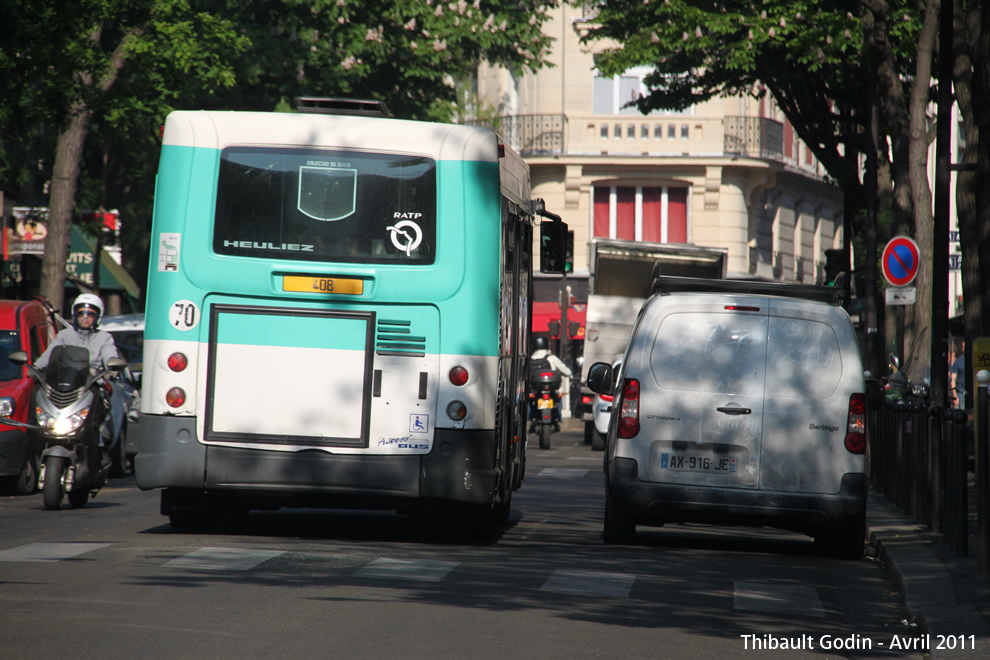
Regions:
[[167, 353, 188, 372], [446, 400, 467, 421], [165, 388, 186, 408], [449, 366, 468, 386]]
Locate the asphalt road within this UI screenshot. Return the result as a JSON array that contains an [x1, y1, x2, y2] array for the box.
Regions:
[[0, 429, 925, 659]]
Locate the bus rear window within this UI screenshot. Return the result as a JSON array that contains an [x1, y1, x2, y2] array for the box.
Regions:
[[213, 147, 436, 264]]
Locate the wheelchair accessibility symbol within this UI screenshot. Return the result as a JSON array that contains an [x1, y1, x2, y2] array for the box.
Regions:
[[387, 220, 423, 256], [410, 414, 429, 434]]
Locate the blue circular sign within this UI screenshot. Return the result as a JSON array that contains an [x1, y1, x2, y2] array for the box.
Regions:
[[882, 236, 920, 287]]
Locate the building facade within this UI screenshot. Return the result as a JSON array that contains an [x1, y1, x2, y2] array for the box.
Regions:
[[473, 6, 845, 284]]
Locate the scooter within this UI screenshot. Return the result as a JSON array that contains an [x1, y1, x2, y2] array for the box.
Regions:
[[528, 359, 562, 450], [2, 346, 127, 510]]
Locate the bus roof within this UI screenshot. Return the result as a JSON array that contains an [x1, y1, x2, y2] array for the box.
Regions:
[[162, 111, 500, 163]]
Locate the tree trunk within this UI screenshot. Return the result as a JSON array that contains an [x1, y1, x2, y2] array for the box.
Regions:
[[36, 27, 136, 313], [40, 110, 92, 314], [905, 0, 941, 383]]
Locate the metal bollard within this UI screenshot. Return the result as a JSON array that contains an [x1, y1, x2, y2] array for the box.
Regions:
[[948, 409, 969, 556], [976, 370, 989, 571]]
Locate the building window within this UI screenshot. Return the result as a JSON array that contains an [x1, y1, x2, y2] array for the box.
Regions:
[[593, 185, 689, 243], [592, 65, 693, 116]]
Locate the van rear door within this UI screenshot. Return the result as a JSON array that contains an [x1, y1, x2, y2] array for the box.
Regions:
[[760, 301, 859, 493], [640, 297, 768, 489]]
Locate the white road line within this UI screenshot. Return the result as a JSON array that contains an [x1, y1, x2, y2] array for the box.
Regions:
[[354, 558, 458, 582], [537, 468, 590, 478], [0, 542, 112, 562], [164, 547, 284, 571], [733, 581, 825, 618], [541, 569, 636, 598]]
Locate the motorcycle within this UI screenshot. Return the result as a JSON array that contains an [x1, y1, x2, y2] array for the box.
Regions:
[[2, 346, 127, 510], [528, 357, 562, 450]]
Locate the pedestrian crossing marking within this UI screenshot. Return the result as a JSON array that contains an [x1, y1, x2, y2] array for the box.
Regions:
[[537, 468, 589, 478], [0, 542, 112, 562], [541, 569, 635, 598], [354, 558, 458, 582], [164, 547, 284, 571], [734, 581, 825, 618]]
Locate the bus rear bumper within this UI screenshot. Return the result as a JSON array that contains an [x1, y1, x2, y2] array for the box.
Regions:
[[135, 414, 497, 511]]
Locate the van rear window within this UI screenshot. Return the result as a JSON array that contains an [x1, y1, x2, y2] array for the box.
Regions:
[[651, 313, 767, 395], [765, 317, 842, 399], [213, 147, 436, 265]]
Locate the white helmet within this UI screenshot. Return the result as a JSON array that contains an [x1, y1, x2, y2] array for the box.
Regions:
[[72, 293, 105, 328]]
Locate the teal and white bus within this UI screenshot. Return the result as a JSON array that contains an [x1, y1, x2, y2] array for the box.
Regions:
[[135, 99, 565, 529]]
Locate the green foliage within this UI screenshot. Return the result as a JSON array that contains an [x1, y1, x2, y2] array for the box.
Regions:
[[1, 0, 560, 306]]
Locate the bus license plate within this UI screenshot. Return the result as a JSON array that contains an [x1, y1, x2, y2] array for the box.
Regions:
[[660, 454, 737, 473], [283, 276, 363, 295], [537, 399, 555, 410]]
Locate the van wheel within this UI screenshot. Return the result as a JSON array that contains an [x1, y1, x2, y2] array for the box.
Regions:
[[814, 517, 865, 559], [603, 493, 635, 544], [591, 431, 606, 451]]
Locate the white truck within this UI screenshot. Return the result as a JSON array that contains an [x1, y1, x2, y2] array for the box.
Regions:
[[578, 239, 728, 444]]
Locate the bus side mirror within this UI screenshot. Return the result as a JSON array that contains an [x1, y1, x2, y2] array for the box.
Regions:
[[540, 221, 568, 274]]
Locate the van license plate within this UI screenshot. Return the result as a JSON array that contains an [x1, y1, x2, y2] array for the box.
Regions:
[[537, 399, 555, 410], [660, 454, 737, 472], [283, 276, 363, 295]]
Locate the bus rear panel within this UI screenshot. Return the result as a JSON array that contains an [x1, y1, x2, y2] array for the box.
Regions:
[[135, 110, 534, 525]]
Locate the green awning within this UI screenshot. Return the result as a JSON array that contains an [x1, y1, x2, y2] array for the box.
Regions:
[[67, 225, 141, 299]]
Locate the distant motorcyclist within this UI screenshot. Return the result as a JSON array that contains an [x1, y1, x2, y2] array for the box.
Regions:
[[531, 336, 572, 379], [529, 336, 572, 429], [35, 294, 120, 374]]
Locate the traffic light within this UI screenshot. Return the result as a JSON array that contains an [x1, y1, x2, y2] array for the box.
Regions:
[[823, 249, 844, 286], [565, 230, 574, 273]]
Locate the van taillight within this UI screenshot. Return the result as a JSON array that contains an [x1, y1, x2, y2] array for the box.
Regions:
[[845, 392, 867, 454], [601, 393, 614, 402], [617, 378, 640, 438]]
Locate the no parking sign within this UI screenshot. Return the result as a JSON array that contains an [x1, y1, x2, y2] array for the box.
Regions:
[[882, 236, 921, 287]]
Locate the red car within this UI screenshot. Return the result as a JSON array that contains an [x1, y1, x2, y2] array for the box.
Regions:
[[0, 299, 57, 494]]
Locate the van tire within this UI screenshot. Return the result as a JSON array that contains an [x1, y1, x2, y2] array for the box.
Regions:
[[815, 517, 865, 559], [603, 493, 635, 544]]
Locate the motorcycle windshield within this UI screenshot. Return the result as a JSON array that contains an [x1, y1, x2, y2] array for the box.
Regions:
[[47, 345, 91, 392]]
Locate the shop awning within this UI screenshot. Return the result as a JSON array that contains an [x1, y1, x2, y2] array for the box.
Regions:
[[67, 225, 141, 298], [533, 302, 585, 339]]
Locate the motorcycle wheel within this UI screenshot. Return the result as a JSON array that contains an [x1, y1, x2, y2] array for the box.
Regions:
[[42, 456, 66, 511], [68, 489, 90, 509], [539, 424, 551, 450]]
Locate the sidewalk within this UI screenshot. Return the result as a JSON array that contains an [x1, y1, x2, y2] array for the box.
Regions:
[[866, 490, 989, 658]]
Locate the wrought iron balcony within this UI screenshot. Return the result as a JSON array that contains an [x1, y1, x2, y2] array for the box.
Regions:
[[467, 114, 566, 155], [467, 113, 784, 162], [723, 116, 784, 161]]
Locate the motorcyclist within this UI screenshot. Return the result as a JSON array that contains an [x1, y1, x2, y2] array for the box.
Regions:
[[529, 336, 572, 428], [35, 293, 120, 374], [34, 294, 121, 446]]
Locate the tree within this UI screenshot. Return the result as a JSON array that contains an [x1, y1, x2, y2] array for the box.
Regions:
[[582, 0, 988, 381], [1, 0, 560, 312]]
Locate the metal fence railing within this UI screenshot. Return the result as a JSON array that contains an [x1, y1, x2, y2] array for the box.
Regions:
[[869, 375, 989, 565]]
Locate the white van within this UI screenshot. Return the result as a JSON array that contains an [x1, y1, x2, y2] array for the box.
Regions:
[[586, 276, 868, 558]]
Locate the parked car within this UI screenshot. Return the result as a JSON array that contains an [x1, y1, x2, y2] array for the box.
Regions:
[[101, 313, 144, 466], [587, 276, 868, 558], [0, 299, 57, 494], [591, 357, 622, 451]]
